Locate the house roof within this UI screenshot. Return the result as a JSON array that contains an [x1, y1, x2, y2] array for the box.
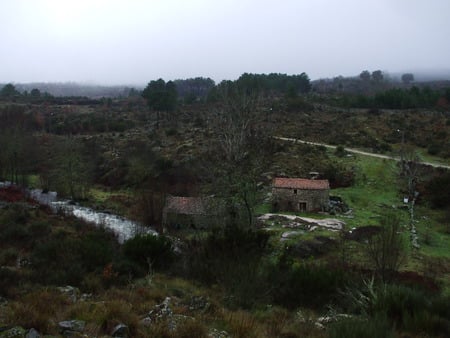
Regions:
[[165, 196, 208, 215], [273, 177, 330, 190]]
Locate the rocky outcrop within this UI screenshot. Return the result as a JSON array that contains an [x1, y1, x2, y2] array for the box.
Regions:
[[259, 213, 345, 231], [58, 320, 85, 336], [289, 236, 337, 258]]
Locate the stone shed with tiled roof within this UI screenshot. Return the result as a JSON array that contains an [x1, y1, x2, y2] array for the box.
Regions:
[[272, 177, 330, 213], [163, 196, 224, 229]]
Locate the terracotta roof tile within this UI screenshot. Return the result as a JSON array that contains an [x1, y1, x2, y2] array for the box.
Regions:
[[273, 177, 329, 190], [165, 196, 207, 215]]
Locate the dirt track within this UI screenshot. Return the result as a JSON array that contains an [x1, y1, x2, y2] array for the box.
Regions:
[[275, 136, 450, 170]]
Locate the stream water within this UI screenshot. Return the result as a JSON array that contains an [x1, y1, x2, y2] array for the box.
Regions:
[[23, 186, 157, 243]]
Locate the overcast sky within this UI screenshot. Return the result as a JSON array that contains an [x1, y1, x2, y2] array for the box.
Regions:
[[1, 0, 450, 85]]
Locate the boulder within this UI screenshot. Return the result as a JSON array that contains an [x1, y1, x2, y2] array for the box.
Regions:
[[187, 296, 210, 313], [25, 328, 40, 338], [290, 236, 337, 258], [345, 226, 381, 242], [111, 324, 129, 337], [0, 326, 26, 337], [58, 320, 85, 335], [208, 328, 230, 338], [57, 286, 80, 303], [141, 297, 172, 325]]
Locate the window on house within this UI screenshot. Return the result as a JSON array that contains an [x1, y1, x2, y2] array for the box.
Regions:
[[293, 189, 297, 194]]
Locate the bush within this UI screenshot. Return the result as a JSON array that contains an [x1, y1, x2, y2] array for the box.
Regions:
[[28, 220, 52, 238], [334, 145, 346, 157], [31, 238, 86, 285], [78, 229, 117, 272], [426, 172, 450, 209], [344, 280, 450, 336], [0, 247, 19, 266], [0, 267, 22, 297], [184, 226, 271, 308], [7, 290, 68, 333], [174, 319, 209, 338], [123, 234, 174, 271], [373, 284, 450, 335], [0, 222, 31, 243], [269, 261, 348, 309], [329, 315, 394, 338]]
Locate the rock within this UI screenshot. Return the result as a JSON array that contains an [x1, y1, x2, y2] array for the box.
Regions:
[[316, 313, 353, 325], [142, 297, 173, 324], [0, 326, 26, 337], [142, 298, 196, 332], [258, 213, 345, 231], [57, 286, 80, 303], [281, 231, 304, 240], [290, 236, 337, 258], [187, 296, 210, 312], [208, 328, 230, 338], [345, 226, 381, 242], [25, 328, 40, 338], [168, 314, 194, 331], [58, 320, 85, 334], [111, 324, 129, 337], [328, 196, 350, 214]]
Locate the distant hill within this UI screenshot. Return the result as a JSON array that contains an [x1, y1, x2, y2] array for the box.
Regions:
[[389, 69, 450, 82], [1, 82, 143, 98]]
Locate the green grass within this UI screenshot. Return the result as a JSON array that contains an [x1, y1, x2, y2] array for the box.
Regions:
[[414, 207, 450, 259], [331, 155, 405, 228], [255, 203, 272, 215], [415, 147, 450, 166]]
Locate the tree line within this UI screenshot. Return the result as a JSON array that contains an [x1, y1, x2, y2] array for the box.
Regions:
[[339, 86, 450, 109]]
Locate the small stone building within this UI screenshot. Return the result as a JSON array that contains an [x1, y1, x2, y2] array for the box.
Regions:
[[272, 177, 330, 213], [162, 196, 223, 229]]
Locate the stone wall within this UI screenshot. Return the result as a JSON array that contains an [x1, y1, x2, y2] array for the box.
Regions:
[[272, 187, 329, 212]]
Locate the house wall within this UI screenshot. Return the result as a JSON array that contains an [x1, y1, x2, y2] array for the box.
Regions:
[[272, 187, 329, 212], [164, 213, 219, 230]]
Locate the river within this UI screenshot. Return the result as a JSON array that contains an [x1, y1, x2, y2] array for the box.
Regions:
[[22, 186, 157, 243]]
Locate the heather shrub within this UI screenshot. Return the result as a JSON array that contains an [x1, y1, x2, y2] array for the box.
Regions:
[[329, 315, 394, 338], [31, 227, 118, 285], [123, 234, 175, 271], [0, 247, 19, 266], [184, 226, 271, 308], [269, 261, 348, 310]]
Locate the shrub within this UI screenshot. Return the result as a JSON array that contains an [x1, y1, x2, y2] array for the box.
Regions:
[[329, 315, 394, 338], [335, 145, 346, 157], [174, 319, 209, 338], [7, 290, 68, 333], [0, 222, 31, 243], [184, 226, 271, 308], [426, 172, 450, 209], [28, 220, 52, 238], [0, 267, 21, 297], [344, 280, 450, 336], [269, 261, 348, 309], [123, 234, 174, 271], [31, 237, 86, 285], [0, 247, 19, 266], [78, 229, 117, 272]]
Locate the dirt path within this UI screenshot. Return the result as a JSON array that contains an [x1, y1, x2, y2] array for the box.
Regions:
[[275, 136, 450, 170]]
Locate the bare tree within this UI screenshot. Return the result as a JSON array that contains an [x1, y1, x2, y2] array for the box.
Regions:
[[206, 81, 273, 227], [367, 212, 405, 282]]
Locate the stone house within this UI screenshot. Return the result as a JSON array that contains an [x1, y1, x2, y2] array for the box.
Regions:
[[272, 177, 330, 213], [162, 196, 224, 229]]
